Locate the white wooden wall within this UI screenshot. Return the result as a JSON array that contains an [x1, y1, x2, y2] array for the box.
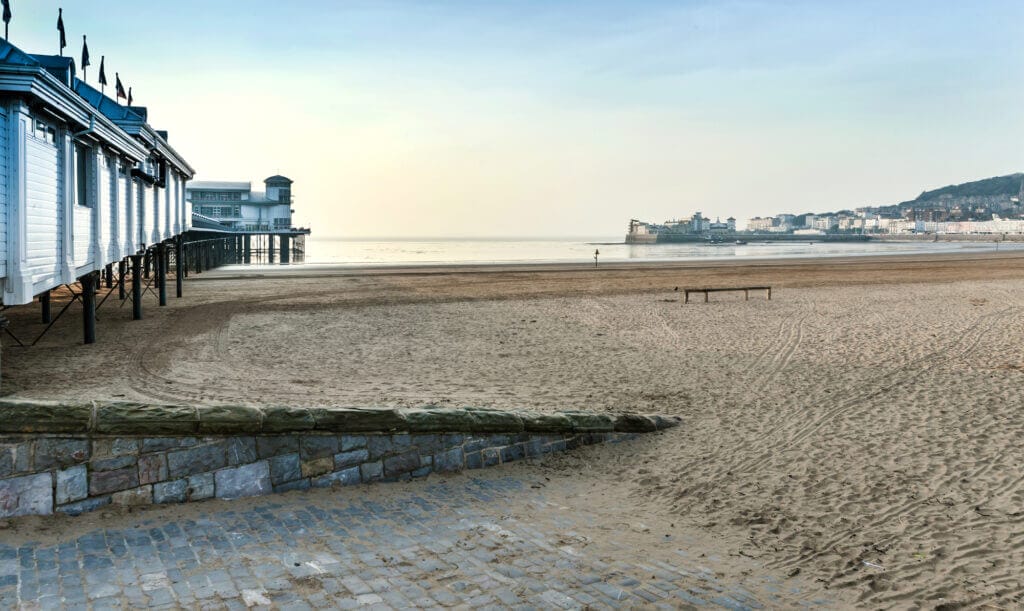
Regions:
[[1, 100, 192, 306]]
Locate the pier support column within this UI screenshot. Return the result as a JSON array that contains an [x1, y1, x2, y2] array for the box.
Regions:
[[175, 237, 184, 298], [80, 272, 97, 345], [105, 263, 113, 289], [281, 235, 290, 264], [156, 244, 167, 306], [131, 254, 143, 320], [118, 260, 126, 300], [243, 235, 251, 264], [144, 250, 152, 279], [40, 291, 51, 324], [268, 234, 275, 263]]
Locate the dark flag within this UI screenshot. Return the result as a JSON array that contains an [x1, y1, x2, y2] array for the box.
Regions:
[[57, 8, 66, 55], [127, 87, 132, 106], [115, 72, 126, 101], [98, 56, 107, 89], [81, 35, 89, 78], [3, 0, 11, 40]]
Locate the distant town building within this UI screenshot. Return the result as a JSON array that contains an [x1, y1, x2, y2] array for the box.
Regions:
[[747, 216, 774, 232], [187, 176, 295, 231]]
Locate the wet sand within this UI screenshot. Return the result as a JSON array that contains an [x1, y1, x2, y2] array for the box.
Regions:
[[4, 252, 1024, 607]]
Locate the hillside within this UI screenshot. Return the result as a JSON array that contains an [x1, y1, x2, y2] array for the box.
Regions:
[[899, 173, 1023, 207]]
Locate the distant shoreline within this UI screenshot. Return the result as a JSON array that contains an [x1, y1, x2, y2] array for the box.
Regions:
[[190, 249, 1024, 281]]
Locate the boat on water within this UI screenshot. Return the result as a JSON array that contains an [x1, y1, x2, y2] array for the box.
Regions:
[[735, 240, 748, 245]]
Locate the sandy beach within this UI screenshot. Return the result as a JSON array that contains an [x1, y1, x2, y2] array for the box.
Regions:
[[4, 252, 1024, 607]]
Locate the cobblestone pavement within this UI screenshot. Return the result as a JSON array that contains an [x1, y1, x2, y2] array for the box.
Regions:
[[0, 472, 831, 609]]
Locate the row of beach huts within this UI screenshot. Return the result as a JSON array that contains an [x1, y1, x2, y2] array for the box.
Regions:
[[0, 38, 305, 384]]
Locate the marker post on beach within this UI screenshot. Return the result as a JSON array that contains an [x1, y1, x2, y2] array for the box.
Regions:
[[594, 249, 599, 267]]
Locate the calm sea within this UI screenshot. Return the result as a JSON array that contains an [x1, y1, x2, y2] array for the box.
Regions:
[[287, 236, 1024, 267]]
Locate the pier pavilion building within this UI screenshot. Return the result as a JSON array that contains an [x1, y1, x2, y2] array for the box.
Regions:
[[186, 176, 309, 264], [187, 176, 294, 232]]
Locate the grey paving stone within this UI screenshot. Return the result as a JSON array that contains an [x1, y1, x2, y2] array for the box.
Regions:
[[0, 474, 807, 608]]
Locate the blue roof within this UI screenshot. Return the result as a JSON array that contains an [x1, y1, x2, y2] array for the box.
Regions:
[[72, 79, 147, 124]]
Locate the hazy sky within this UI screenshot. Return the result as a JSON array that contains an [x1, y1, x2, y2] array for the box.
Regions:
[[13, 1, 1024, 237]]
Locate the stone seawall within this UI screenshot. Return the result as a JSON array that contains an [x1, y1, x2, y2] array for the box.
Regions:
[[0, 401, 679, 518]]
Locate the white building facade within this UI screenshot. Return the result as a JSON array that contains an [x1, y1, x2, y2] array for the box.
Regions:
[[0, 41, 193, 306], [187, 176, 294, 232]]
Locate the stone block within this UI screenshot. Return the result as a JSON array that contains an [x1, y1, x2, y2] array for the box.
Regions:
[[224, 437, 258, 465], [186, 473, 215, 501], [92, 438, 139, 458], [442, 434, 465, 448], [340, 435, 367, 451], [215, 461, 271, 499], [0, 473, 53, 517], [652, 415, 683, 430], [0, 400, 91, 433], [138, 454, 168, 485], [482, 448, 501, 467], [360, 461, 383, 482], [153, 479, 188, 504], [256, 437, 299, 458], [273, 479, 310, 493], [500, 444, 526, 463], [300, 436, 338, 460], [401, 408, 470, 433], [95, 403, 198, 435], [301, 457, 334, 478], [612, 414, 659, 433], [366, 436, 392, 459], [140, 437, 198, 453], [112, 485, 153, 506], [260, 406, 315, 433], [311, 466, 361, 488], [383, 451, 420, 476], [34, 438, 90, 470], [91, 455, 136, 472], [333, 449, 369, 469], [0, 447, 11, 478], [311, 407, 407, 432], [410, 466, 431, 479], [56, 465, 88, 505], [465, 408, 525, 433], [57, 495, 111, 516], [167, 444, 227, 478], [521, 412, 573, 433], [411, 434, 444, 453], [90, 466, 139, 496], [464, 452, 483, 469], [564, 412, 615, 433], [432, 447, 464, 473], [268, 453, 301, 485], [197, 405, 262, 434]]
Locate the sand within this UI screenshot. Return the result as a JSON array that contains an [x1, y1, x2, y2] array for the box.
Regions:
[[4, 252, 1024, 607]]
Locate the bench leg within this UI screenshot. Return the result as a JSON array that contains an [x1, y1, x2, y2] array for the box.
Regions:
[[704, 292, 709, 303], [744, 289, 749, 301], [684, 292, 689, 304], [767, 288, 772, 300]]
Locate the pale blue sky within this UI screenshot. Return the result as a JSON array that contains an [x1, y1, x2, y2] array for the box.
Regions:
[[12, 1, 1024, 236]]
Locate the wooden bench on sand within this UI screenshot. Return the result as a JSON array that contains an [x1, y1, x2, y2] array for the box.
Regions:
[[683, 286, 772, 303]]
